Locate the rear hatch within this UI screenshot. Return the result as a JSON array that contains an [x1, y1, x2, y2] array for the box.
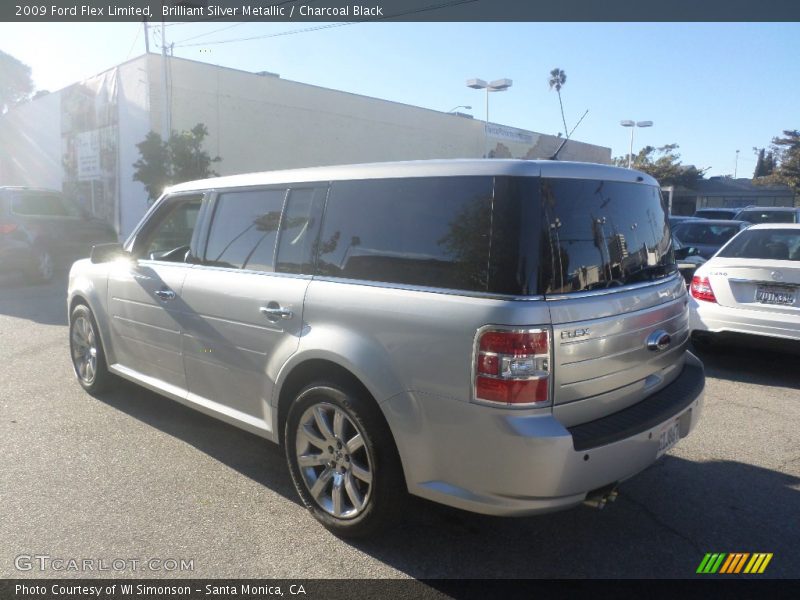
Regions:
[[535, 173, 689, 427]]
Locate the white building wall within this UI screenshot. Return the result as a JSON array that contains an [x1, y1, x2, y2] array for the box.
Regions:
[[0, 92, 63, 189], [117, 56, 154, 237]]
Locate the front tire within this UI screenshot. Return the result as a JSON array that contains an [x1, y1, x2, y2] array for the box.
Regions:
[[27, 246, 55, 283], [69, 304, 115, 394], [285, 381, 404, 538]]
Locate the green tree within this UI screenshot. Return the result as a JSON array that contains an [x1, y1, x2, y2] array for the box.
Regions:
[[548, 68, 568, 137], [612, 144, 707, 187], [753, 147, 775, 178], [133, 123, 221, 203], [0, 50, 34, 113], [766, 130, 800, 192]]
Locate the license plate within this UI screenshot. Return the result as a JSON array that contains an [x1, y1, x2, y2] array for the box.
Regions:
[[656, 421, 681, 459], [756, 285, 795, 306]]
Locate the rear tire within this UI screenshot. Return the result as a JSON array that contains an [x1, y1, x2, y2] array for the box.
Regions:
[[285, 381, 404, 538], [69, 304, 116, 394]]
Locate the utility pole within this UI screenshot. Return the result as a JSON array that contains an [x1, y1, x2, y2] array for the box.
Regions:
[[142, 19, 149, 53], [734, 149, 740, 178], [161, 22, 170, 140]]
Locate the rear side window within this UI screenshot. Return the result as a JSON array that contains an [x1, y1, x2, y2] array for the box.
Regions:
[[11, 192, 80, 217], [317, 177, 493, 291], [276, 187, 326, 275], [539, 179, 674, 294], [717, 228, 800, 261], [204, 189, 287, 271], [738, 210, 796, 224]]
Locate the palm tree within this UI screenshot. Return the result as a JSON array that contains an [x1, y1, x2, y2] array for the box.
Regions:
[[548, 68, 568, 137]]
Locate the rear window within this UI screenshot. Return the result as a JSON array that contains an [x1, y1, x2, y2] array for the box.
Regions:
[[717, 228, 800, 261], [736, 210, 797, 224], [695, 209, 738, 219], [11, 191, 81, 217], [673, 222, 742, 245], [538, 179, 674, 294]]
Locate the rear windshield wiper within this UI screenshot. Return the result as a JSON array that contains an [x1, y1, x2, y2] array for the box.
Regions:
[[625, 264, 677, 284]]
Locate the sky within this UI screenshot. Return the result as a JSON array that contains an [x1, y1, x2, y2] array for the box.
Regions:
[[1, 21, 798, 177]]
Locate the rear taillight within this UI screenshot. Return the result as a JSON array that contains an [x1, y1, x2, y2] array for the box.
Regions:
[[690, 276, 717, 303], [474, 328, 551, 407], [0, 223, 18, 234]]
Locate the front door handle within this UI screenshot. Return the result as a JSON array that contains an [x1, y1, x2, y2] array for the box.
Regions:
[[155, 289, 176, 301], [260, 304, 293, 321]]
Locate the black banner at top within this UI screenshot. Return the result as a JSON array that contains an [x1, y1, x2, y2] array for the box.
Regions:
[[3, 0, 800, 22]]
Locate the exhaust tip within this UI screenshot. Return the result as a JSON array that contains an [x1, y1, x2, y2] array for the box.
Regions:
[[583, 484, 619, 510]]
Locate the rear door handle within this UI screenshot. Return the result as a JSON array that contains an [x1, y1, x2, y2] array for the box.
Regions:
[[260, 305, 293, 321], [155, 289, 176, 301]]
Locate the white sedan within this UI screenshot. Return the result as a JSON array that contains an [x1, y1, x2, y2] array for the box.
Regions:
[[689, 223, 800, 346]]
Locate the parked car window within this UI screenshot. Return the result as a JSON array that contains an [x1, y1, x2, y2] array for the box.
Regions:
[[717, 228, 800, 261], [317, 177, 493, 291], [539, 179, 674, 294], [694, 209, 739, 220], [736, 210, 797, 224], [204, 189, 287, 271], [11, 191, 81, 217], [275, 187, 326, 275], [140, 196, 202, 261], [673, 222, 742, 245]]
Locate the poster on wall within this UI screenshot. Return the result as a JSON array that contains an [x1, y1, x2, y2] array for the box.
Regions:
[[61, 69, 118, 228]]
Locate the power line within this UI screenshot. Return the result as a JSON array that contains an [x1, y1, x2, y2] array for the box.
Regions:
[[174, 21, 248, 45], [173, 0, 478, 48], [124, 23, 142, 60]]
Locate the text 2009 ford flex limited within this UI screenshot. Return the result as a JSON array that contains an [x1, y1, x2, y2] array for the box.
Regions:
[[68, 160, 704, 537]]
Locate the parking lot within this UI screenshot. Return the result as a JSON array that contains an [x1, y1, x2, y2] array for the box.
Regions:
[[1, 274, 798, 579]]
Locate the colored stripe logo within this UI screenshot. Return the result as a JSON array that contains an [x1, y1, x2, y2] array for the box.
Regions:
[[697, 553, 773, 574]]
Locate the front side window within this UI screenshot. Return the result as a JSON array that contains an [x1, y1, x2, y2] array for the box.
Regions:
[[204, 189, 287, 271], [140, 195, 202, 261], [539, 179, 674, 294], [317, 177, 493, 291]]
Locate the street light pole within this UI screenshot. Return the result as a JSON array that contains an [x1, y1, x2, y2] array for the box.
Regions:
[[735, 149, 740, 178], [467, 78, 512, 158], [620, 120, 653, 169]]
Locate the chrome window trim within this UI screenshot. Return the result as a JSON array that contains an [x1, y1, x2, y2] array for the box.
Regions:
[[543, 271, 683, 301], [311, 275, 545, 301], [185, 263, 313, 280]]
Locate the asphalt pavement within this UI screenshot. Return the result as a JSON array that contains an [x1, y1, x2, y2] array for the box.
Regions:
[[1, 273, 798, 579]]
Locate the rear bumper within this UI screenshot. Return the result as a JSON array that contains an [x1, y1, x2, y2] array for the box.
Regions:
[[385, 352, 705, 516], [690, 297, 800, 341]]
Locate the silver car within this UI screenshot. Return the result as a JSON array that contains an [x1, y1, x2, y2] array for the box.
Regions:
[[68, 160, 704, 537]]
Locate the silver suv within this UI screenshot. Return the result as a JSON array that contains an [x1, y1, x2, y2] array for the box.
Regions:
[[68, 160, 704, 537]]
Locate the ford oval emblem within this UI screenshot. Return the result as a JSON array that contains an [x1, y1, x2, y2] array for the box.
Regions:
[[646, 330, 672, 352], [771, 270, 783, 282]]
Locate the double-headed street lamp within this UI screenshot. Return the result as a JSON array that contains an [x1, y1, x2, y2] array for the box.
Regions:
[[620, 120, 653, 168], [467, 78, 513, 157]]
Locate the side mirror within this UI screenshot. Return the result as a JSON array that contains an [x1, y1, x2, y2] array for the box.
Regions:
[[90, 242, 129, 264], [687, 246, 700, 257]]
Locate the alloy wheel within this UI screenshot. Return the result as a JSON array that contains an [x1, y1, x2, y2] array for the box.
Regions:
[[294, 402, 374, 519], [71, 315, 98, 384]]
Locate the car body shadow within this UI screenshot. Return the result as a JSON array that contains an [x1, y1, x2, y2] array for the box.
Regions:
[[0, 273, 68, 326], [92, 380, 301, 506]]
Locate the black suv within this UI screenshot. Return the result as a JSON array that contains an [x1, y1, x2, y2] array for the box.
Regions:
[[0, 187, 117, 282]]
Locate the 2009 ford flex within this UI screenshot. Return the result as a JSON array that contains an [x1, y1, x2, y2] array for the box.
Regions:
[[68, 160, 704, 537]]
